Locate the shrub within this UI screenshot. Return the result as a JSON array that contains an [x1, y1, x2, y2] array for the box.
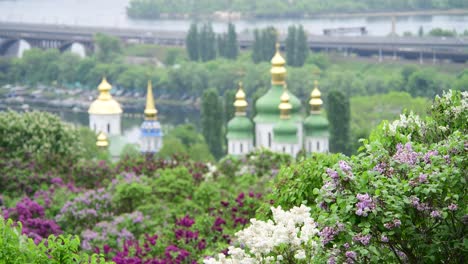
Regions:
[[0, 217, 109, 263]]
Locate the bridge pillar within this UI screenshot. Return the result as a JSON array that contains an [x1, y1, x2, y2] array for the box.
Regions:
[[379, 48, 383, 62], [432, 50, 437, 64], [419, 51, 423, 65], [393, 49, 397, 60]]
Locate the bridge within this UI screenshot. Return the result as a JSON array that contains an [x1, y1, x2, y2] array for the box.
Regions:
[[0, 22, 467, 63]]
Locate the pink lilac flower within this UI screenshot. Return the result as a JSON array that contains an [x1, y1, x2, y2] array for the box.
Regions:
[[355, 193, 376, 217], [448, 203, 458, 211]]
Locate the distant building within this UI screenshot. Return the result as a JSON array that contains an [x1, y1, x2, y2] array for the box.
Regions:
[[88, 77, 122, 136], [140, 80, 163, 154], [226, 44, 329, 157]]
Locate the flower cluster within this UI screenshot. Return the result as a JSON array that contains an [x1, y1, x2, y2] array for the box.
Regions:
[[204, 205, 319, 263], [355, 193, 376, 217], [2, 197, 62, 243], [393, 142, 419, 166]]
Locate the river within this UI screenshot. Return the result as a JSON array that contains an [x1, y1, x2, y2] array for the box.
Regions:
[[0, 0, 467, 36]]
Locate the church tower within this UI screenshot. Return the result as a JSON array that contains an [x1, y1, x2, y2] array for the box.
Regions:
[[272, 89, 300, 157], [226, 82, 254, 155], [304, 80, 329, 153], [140, 80, 163, 154], [88, 77, 122, 136], [254, 44, 302, 150]]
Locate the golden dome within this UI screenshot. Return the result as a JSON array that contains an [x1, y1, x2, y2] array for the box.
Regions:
[[270, 43, 287, 85], [96, 131, 109, 148], [144, 80, 158, 120], [279, 89, 292, 119], [309, 80, 323, 112], [233, 82, 248, 115], [88, 77, 123, 115]]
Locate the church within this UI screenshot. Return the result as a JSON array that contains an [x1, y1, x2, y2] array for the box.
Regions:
[[88, 77, 163, 156], [87, 43, 328, 159], [226, 44, 329, 157]]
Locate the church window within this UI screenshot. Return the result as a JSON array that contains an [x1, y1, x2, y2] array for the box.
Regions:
[[282, 146, 286, 153], [107, 123, 110, 133], [240, 143, 243, 153], [317, 141, 320, 152], [268, 132, 272, 148], [309, 141, 311, 152]]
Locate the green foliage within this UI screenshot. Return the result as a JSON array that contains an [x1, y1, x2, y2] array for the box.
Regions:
[[199, 23, 216, 62], [0, 111, 84, 161], [113, 175, 152, 213], [251, 27, 277, 63], [428, 27, 457, 37], [286, 25, 308, 67], [152, 167, 195, 203], [201, 88, 224, 159], [0, 218, 108, 263], [94, 33, 122, 63], [407, 68, 442, 98], [327, 90, 350, 155], [186, 22, 199, 61], [158, 124, 214, 161], [261, 153, 344, 216], [350, 92, 430, 153], [126, 0, 468, 19]]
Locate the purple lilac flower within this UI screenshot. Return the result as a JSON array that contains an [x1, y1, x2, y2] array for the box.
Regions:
[[353, 234, 372, 246], [444, 155, 451, 164], [355, 193, 376, 217], [346, 251, 357, 259], [327, 256, 337, 264], [339, 160, 352, 173], [326, 168, 340, 182], [393, 143, 419, 166], [176, 215, 195, 228], [373, 162, 387, 174], [381, 236, 389, 243], [448, 203, 458, 211], [423, 150, 438, 164], [430, 210, 442, 218], [418, 174, 428, 183], [319, 226, 337, 245], [393, 219, 401, 227]]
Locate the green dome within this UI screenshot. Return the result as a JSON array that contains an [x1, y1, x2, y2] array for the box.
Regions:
[[304, 113, 329, 137], [273, 119, 298, 143], [254, 84, 302, 123], [227, 116, 254, 140]]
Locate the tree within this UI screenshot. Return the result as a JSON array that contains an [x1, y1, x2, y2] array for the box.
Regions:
[[252, 29, 262, 63], [226, 23, 239, 59], [286, 26, 297, 66], [327, 90, 350, 155], [94, 33, 122, 63], [199, 23, 216, 62], [201, 88, 224, 159], [294, 25, 308, 67], [186, 22, 199, 61], [261, 27, 277, 61], [223, 89, 236, 123]]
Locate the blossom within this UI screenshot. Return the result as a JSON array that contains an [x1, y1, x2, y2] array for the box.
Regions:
[[326, 168, 340, 182], [393, 143, 419, 166], [319, 226, 338, 245], [418, 173, 428, 183], [204, 205, 319, 263], [381, 236, 389, 243], [355, 193, 376, 217], [353, 233, 372, 246], [430, 210, 442, 219], [448, 203, 458, 211]]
